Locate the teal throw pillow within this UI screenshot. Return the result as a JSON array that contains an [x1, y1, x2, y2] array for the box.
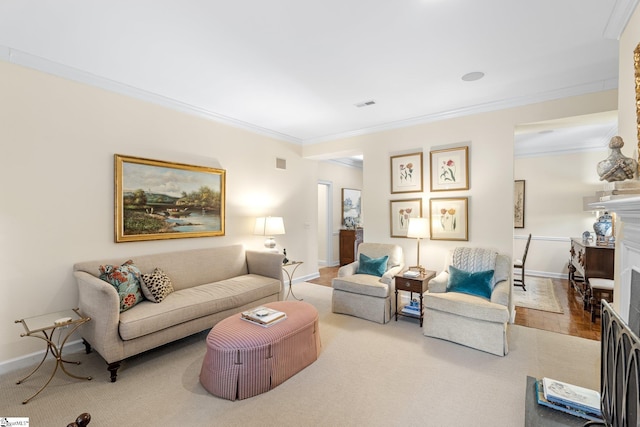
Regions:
[[356, 253, 389, 277], [446, 265, 494, 300], [99, 260, 145, 312]]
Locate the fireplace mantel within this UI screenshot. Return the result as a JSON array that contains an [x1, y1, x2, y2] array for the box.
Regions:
[[596, 195, 640, 322]]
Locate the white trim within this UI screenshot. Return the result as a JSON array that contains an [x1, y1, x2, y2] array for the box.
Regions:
[[603, 0, 640, 40], [0, 340, 84, 375]]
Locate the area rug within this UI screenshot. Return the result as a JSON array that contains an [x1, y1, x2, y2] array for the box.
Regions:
[[513, 276, 564, 314]]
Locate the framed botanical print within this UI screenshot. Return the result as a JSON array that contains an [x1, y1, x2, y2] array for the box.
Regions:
[[430, 146, 469, 192], [514, 180, 525, 228], [390, 198, 422, 238], [115, 154, 226, 242], [390, 152, 423, 193], [429, 197, 468, 241]]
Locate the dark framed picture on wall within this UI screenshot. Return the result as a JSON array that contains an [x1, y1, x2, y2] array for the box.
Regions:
[[514, 180, 525, 229], [390, 198, 422, 238], [114, 154, 226, 242], [342, 188, 362, 228], [390, 152, 423, 194]]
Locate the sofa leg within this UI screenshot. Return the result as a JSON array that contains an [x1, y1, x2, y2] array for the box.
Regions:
[[107, 362, 121, 383], [82, 338, 92, 354]]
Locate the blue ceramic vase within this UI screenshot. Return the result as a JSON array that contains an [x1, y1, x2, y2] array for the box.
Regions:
[[593, 212, 613, 239]]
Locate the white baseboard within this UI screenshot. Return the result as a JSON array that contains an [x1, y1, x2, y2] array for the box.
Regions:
[[0, 340, 85, 375]]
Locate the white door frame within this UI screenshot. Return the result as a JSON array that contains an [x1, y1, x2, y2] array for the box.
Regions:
[[318, 180, 333, 266]]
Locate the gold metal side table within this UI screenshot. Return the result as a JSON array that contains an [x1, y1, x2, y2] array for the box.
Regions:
[[282, 261, 304, 301], [15, 308, 92, 404]]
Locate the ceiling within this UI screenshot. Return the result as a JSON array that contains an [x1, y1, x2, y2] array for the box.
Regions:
[[0, 1, 635, 147]]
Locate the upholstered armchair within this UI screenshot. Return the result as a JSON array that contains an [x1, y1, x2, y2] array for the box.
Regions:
[[423, 247, 513, 356], [332, 243, 404, 324]]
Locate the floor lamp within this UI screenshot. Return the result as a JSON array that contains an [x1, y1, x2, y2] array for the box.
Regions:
[[406, 217, 429, 275]]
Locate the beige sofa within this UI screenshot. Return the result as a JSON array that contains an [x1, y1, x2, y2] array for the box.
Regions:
[[74, 245, 284, 382]]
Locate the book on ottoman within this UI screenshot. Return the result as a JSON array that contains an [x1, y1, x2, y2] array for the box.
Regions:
[[241, 306, 287, 327]]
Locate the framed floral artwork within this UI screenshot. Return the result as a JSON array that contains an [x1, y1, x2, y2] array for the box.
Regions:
[[390, 152, 423, 193], [429, 197, 468, 241], [115, 154, 226, 242], [430, 146, 469, 192], [390, 198, 422, 238]]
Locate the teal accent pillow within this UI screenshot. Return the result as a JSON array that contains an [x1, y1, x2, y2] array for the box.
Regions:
[[99, 260, 145, 312], [446, 265, 494, 300], [356, 254, 389, 277]]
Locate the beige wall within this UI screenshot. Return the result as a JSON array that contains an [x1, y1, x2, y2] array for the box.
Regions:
[[0, 61, 320, 364], [305, 91, 618, 274], [514, 150, 609, 277]]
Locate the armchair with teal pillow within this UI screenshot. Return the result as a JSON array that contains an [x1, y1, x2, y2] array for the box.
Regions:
[[423, 247, 513, 356], [332, 243, 404, 324]]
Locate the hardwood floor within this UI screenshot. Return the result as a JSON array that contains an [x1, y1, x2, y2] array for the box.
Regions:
[[308, 267, 601, 341]]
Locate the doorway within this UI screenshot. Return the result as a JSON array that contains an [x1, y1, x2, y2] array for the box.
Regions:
[[317, 180, 333, 267]]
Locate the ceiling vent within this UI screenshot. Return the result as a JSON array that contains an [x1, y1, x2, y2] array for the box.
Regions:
[[355, 100, 376, 108], [276, 157, 286, 170]]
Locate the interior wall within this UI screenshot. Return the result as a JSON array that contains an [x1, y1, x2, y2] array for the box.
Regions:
[[316, 162, 363, 266], [304, 91, 618, 274], [514, 150, 609, 278], [0, 61, 320, 365]]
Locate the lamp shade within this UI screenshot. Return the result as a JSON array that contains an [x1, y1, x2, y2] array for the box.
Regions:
[[254, 217, 286, 236], [406, 217, 429, 239]]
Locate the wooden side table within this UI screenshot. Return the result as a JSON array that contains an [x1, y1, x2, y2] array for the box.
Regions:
[[15, 308, 92, 404], [394, 270, 436, 327]]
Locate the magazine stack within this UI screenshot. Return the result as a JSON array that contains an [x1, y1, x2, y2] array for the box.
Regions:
[[241, 306, 287, 327], [535, 377, 603, 422], [400, 299, 421, 317]]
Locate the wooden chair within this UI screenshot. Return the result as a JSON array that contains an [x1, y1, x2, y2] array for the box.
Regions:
[[514, 234, 531, 291]]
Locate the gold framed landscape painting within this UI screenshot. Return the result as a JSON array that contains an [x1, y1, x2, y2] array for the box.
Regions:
[[430, 146, 469, 192], [115, 154, 226, 242], [390, 198, 422, 238], [429, 197, 468, 241]]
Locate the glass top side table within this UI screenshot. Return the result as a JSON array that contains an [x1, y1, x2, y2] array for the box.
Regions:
[[15, 308, 92, 404], [282, 261, 304, 301]]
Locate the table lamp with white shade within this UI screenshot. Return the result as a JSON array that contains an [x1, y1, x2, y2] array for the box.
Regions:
[[254, 216, 285, 249], [406, 217, 429, 275]]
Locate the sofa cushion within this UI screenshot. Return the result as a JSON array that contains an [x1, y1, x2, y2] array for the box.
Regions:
[[332, 275, 389, 298], [118, 274, 281, 340], [356, 254, 389, 277], [446, 265, 494, 300], [99, 260, 144, 312], [140, 268, 174, 303], [424, 291, 509, 323]]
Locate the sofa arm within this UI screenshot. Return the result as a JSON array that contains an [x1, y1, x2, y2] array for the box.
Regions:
[[428, 271, 449, 293], [381, 264, 404, 285], [337, 261, 359, 277], [74, 271, 124, 363], [491, 279, 510, 307], [246, 250, 284, 281]]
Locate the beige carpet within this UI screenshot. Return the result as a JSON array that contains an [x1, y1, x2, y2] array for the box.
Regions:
[[513, 276, 564, 314], [0, 282, 598, 426]]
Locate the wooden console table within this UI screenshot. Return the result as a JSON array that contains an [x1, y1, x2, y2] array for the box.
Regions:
[[568, 238, 614, 310]]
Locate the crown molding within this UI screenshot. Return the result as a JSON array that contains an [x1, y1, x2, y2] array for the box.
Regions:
[[603, 0, 640, 40], [1, 47, 302, 145]]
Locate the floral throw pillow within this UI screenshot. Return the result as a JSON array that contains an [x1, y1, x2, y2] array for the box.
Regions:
[[99, 260, 144, 312], [140, 268, 174, 303]]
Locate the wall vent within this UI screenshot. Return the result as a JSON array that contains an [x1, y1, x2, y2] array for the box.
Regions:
[[276, 158, 286, 170], [355, 100, 376, 108]]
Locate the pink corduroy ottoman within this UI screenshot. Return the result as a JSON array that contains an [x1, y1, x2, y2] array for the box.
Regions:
[[199, 300, 321, 401]]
